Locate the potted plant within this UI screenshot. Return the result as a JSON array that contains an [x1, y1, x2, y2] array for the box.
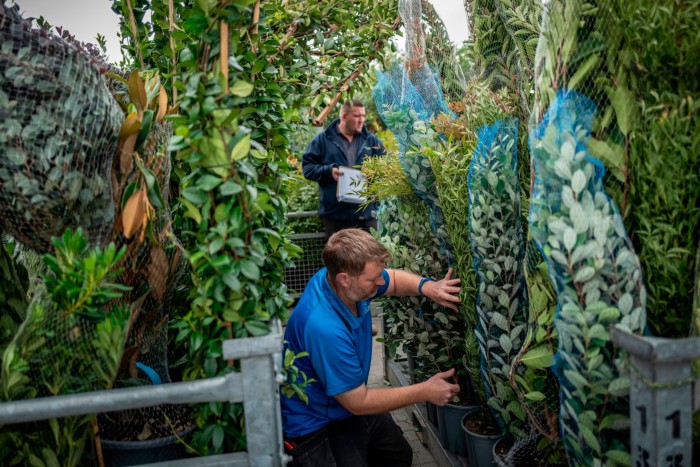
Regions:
[[462, 407, 504, 467]]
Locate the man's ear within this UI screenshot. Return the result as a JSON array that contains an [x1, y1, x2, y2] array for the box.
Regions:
[[335, 272, 350, 288]]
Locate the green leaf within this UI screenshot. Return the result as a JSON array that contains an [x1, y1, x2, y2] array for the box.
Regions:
[[245, 320, 271, 336], [231, 134, 251, 161], [520, 346, 553, 369], [220, 180, 243, 196], [587, 139, 625, 182], [618, 293, 633, 315], [499, 333, 512, 354], [606, 84, 636, 136], [222, 272, 241, 292], [135, 109, 154, 153], [568, 54, 600, 91], [571, 170, 586, 194], [197, 175, 223, 191], [179, 198, 202, 224], [581, 425, 601, 453], [134, 157, 165, 210], [564, 369, 589, 389], [28, 453, 46, 467], [574, 266, 596, 283], [121, 181, 139, 209], [524, 391, 546, 401], [608, 377, 630, 397], [183, 14, 209, 34], [605, 450, 632, 466], [231, 80, 255, 97], [240, 260, 260, 281], [563, 228, 577, 251], [222, 308, 241, 322], [506, 399, 526, 421], [41, 449, 60, 467], [212, 424, 224, 452], [600, 413, 629, 430], [492, 313, 509, 331], [599, 306, 620, 322]]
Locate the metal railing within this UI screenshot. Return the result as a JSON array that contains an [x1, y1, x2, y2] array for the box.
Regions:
[[0, 321, 289, 467]]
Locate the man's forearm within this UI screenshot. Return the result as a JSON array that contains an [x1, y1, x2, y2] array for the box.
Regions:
[[385, 268, 461, 311], [385, 269, 423, 297], [335, 383, 428, 416]]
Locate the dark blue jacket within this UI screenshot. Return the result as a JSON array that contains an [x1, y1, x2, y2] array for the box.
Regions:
[[302, 119, 386, 221]]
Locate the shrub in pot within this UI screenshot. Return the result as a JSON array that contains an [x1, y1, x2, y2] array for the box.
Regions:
[[462, 408, 504, 467]]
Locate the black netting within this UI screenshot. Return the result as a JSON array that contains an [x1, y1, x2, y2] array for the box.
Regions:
[[0, 3, 121, 253], [0, 4, 191, 464]]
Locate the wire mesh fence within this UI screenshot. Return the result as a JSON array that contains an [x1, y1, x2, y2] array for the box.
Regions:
[[285, 212, 325, 299]]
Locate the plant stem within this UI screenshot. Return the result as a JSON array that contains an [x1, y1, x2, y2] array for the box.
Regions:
[[125, 0, 144, 69]]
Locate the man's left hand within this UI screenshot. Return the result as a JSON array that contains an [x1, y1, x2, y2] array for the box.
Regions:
[[422, 268, 461, 311]]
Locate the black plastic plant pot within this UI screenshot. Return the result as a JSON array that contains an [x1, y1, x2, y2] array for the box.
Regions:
[[425, 400, 438, 426], [462, 409, 504, 467], [101, 428, 194, 467], [405, 347, 418, 384], [492, 434, 514, 465], [436, 403, 477, 456]]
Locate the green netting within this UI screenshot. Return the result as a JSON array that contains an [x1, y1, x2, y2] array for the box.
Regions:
[[528, 0, 699, 464]]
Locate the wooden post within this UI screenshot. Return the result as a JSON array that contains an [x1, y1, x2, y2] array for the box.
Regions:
[[220, 21, 229, 94], [168, 0, 178, 103]]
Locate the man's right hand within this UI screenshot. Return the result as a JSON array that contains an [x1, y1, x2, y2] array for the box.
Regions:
[[331, 166, 344, 182], [423, 368, 460, 406]]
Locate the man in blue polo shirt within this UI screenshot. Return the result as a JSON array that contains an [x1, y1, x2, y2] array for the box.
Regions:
[[282, 228, 461, 466]]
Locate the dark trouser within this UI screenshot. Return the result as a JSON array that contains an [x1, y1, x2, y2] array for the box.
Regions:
[[323, 218, 378, 242], [286, 413, 412, 467]]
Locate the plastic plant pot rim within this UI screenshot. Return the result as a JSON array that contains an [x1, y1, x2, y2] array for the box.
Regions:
[[461, 409, 504, 440], [101, 427, 195, 449]]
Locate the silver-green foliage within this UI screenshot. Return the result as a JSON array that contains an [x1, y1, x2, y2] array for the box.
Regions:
[[376, 196, 461, 376], [468, 118, 529, 436], [0, 4, 121, 253], [529, 91, 646, 466], [376, 103, 455, 264]]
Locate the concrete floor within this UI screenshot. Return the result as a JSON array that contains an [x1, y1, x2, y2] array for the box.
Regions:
[[368, 316, 438, 466]]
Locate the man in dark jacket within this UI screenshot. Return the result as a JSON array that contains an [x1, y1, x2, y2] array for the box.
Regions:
[[302, 99, 386, 240]]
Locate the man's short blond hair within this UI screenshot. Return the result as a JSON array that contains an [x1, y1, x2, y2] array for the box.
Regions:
[[322, 228, 391, 277]]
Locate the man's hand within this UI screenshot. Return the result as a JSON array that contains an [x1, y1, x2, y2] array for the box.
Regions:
[[331, 166, 344, 182], [422, 268, 461, 311], [422, 368, 460, 406]]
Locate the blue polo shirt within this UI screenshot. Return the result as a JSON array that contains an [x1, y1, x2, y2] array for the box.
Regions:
[[281, 267, 390, 438]]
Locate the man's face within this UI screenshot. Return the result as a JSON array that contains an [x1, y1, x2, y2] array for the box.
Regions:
[[344, 260, 385, 302], [341, 106, 365, 135]]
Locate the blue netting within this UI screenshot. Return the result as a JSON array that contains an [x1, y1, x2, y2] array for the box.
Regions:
[[467, 117, 529, 435], [373, 64, 454, 264], [528, 89, 647, 465]]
